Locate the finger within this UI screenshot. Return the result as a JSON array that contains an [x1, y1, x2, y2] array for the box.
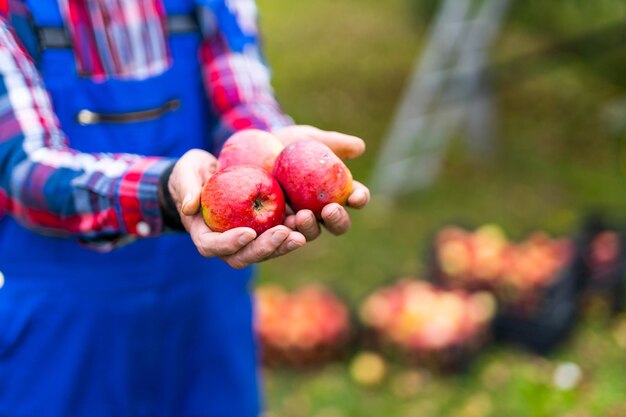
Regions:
[[284, 214, 298, 230], [347, 181, 370, 209], [321, 203, 351, 236], [182, 154, 217, 215], [172, 150, 217, 216], [295, 209, 321, 241], [267, 231, 307, 259], [305, 127, 366, 160], [281, 205, 298, 229], [187, 217, 256, 258], [224, 226, 291, 269]]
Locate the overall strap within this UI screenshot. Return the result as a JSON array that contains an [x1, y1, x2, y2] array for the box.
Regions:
[[37, 14, 199, 50]]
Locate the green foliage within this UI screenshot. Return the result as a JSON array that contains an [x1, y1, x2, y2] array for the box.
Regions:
[[256, 0, 626, 415]]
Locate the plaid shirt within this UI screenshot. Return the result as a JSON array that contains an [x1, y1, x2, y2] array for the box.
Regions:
[[0, 0, 291, 250]]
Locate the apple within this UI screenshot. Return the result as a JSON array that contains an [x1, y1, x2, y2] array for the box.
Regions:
[[200, 165, 285, 234], [349, 351, 387, 387], [438, 239, 472, 278], [588, 231, 620, 269], [217, 129, 285, 173], [273, 140, 353, 218]]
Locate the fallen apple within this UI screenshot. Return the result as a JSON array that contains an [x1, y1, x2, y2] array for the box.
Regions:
[[273, 140, 353, 218], [201, 165, 285, 234], [349, 351, 387, 387]]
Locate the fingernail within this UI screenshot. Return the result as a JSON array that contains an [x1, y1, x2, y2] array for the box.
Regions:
[[271, 230, 289, 245], [287, 240, 301, 251], [239, 233, 254, 245]]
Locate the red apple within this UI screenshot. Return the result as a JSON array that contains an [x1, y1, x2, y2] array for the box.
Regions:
[[589, 231, 620, 267], [217, 129, 285, 173], [201, 165, 285, 234], [273, 140, 354, 218]]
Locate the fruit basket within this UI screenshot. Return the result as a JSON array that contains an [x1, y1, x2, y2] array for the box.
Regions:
[[358, 279, 495, 371], [577, 217, 626, 315], [429, 224, 579, 353], [254, 284, 353, 367]]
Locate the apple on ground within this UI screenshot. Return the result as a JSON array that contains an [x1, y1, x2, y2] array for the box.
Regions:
[[201, 165, 285, 234], [349, 351, 387, 387], [218, 129, 285, 173], [273, 140, 353, 218]]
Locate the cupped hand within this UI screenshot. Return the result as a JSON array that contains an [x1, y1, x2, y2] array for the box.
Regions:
[[273, 125, 371, 239], [167, 149, 306, 268]]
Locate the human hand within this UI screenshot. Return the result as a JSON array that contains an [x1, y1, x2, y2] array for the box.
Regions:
[[166, 149, 306, 269], [273, 125, 371, 239]]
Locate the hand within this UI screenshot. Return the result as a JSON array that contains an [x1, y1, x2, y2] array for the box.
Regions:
[[167, 149, 306, 269], [273, 125, 371, 239], [273, 124, 365, 160]]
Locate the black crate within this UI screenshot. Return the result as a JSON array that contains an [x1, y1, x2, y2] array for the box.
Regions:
[[492, 262, 579, 354]]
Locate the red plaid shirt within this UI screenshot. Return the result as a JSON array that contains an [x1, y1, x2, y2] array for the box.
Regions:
[[0, 0, 291, 250]]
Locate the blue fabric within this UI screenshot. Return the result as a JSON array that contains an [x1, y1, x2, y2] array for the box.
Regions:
[[0, 1, 260, 416], [208, 1, 256, 53]]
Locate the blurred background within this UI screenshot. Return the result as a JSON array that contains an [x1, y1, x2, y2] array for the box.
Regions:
[[255, 0, 626, 416]]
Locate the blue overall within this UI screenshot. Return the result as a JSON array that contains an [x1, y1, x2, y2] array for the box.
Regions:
[[0, 1, 260, 416]]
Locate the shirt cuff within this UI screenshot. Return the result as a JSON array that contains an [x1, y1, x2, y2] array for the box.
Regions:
[[116, 157, 176, 238]]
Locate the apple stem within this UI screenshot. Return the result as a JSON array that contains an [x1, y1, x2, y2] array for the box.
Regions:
[[254, 196, 264, 211]]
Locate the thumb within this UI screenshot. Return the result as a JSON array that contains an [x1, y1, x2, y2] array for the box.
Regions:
[[181, 191, 199, 216], [170, 150, 217, 216]]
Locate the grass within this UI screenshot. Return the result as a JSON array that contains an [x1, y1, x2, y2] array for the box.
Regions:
[[255, 0, 626, 415]]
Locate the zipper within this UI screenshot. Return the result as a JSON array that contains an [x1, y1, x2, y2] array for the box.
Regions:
[[76, 99, 181, 126]]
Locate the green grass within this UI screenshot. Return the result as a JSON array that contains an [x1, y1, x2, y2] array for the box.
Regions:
[[255, 0, 626, 415]]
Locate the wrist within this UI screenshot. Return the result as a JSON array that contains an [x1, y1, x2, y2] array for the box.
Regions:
[[158, 162, 186, 231]]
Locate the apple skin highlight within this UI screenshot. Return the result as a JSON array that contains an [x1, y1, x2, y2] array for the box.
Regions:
[[201, 165, 286, 234], [273, 141, 353, 218]]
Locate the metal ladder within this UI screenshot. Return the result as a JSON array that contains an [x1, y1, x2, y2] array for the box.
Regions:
[[371, 0, 513, 197]]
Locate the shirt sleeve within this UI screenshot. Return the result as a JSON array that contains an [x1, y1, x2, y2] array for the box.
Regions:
[[197, 0, 293, 152], [0, 17, 175, 251]]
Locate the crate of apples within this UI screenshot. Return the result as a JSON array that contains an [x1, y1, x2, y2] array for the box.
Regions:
[[432, 225, 579, 353], [498, 231, 576, 315], [359, 279, 495, 371], [432, 225, 575, 315], [201, 129, 354, 234], [254, 284, 352, 367]]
